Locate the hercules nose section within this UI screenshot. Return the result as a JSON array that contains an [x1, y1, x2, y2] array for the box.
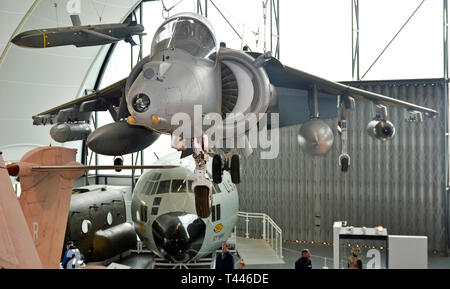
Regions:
[[152, 212, 206, 262]]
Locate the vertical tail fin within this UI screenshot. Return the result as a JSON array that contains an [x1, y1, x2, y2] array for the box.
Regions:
[[70, 15, 82, 26], [13, 147, 84, 268], [0, 154, 42, 269]]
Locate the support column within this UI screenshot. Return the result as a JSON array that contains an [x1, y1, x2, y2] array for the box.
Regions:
[[444, 0, 450, 254], [351, 0, 360, 80]]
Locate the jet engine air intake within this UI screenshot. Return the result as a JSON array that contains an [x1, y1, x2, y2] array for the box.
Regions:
[[217, 48, 271, 138]]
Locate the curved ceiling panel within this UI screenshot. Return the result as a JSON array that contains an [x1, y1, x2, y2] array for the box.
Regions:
[[0, 0, 142, 161]]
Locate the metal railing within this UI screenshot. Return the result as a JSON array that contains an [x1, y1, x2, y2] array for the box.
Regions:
[[236, 211, 283, 259]]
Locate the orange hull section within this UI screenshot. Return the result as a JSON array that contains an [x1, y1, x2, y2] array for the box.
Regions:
[[17, 147, 84, 269], [0, 154, 42, 269]]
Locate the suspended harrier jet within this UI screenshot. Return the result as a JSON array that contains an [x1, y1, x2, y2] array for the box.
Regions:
[[32, 13, 438, 218]]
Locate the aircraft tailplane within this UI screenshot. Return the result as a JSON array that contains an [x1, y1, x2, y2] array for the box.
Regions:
[[12, 147, 84, 269], [0, 154, 42, 269]]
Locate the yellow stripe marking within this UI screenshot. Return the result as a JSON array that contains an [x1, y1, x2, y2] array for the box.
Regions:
[[38, 30, 46, 48]]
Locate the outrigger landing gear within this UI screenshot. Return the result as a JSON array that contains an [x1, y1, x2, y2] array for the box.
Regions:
[[337, 95, 354, 173], [211, 152, 240, 184]]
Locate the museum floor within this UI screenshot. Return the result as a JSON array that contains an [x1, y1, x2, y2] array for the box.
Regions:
[[106, 241, 450, 269]]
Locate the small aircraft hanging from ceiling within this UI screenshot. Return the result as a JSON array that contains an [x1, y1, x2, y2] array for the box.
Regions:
[[11, 15, 144, 48]]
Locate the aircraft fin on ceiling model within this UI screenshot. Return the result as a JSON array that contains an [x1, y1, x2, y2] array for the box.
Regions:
[[70, 14, 82, 26], [10, 147, 84, 269]]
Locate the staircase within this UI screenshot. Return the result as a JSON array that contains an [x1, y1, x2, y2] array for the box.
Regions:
[[234, 211, 284, 265], [150, 255, 216, 269]]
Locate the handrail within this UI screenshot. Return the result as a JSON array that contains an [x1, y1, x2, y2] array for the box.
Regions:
[[236, 211, 283, 259]]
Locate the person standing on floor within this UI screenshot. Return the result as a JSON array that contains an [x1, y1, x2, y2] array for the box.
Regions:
[[295, 249, 312, 269], [216, 243, 234, 269]]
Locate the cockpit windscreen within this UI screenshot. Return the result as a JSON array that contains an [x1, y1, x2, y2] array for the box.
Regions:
[[151, 17, 216, 58]]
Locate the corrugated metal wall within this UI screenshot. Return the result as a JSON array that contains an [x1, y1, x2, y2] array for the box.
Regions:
[[237, 79, 447, 253]]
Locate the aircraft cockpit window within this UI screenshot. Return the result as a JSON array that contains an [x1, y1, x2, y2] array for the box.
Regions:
[[157, 180, 171, 194], [153, 197, 162, 206], [187, 180, 193, 192], [140, 204, 148, 223], [142, 181, 152, 196], [212, 182, 221, 194], [151, 17, 216, 59], [145, 172, 161, 181], [206, 173, 221, 194], [171, 179, 187, 193], [148, 181, 159, 195]]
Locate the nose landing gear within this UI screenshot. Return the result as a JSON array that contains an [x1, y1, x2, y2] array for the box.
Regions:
[[192, 136, 213, 218], [171, 134, 240, 219]]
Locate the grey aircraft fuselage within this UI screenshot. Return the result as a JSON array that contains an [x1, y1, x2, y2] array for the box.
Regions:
[[64, 185, 137, 262], [125, 12, 269, 140], [131, 153, 239, 263], [11, 22, 144, 48]]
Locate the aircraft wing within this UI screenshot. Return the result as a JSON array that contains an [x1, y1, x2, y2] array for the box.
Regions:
[[81, 28, 120, 42], [255, 53, 439, 126], [283, 66, 438, 116], [33, 77, 129, 125]]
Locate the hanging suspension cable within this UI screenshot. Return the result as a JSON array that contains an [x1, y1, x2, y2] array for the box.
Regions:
[[209, 0, 254, 51], [209, 0, 260, 46], [161, 0, 186, 18], [90, 0, 108, 22], [209, 0, 242, 39], [263, 0, 269, 53], [51, 0, 60, 26], [361, 0, 427, 79]]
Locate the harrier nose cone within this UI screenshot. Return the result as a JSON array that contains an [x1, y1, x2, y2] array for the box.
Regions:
[[152, 212, 206, 262], [297, 119, 334, 156]]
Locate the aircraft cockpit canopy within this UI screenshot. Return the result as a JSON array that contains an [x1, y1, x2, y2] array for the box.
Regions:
[[151, 16, 216, 59]]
